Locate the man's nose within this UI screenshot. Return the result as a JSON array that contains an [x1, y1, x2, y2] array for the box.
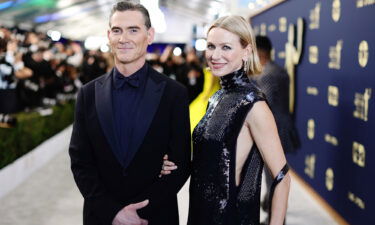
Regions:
[[118, 33, 129, 43]]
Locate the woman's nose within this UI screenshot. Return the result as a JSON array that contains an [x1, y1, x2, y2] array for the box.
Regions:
[[211, 49, 221, 60]]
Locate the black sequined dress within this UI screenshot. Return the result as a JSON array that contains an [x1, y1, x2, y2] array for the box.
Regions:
[[188, 69, 266, 225]]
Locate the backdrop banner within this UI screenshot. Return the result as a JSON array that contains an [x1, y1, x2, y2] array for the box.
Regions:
[[251, 1, 374, 224]]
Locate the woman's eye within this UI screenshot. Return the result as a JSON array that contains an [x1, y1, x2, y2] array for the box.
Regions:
[[207, 44, 215, 50], [223, 45, 231, 50]]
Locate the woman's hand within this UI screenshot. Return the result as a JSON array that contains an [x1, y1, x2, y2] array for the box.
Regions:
[[159, 154, 178, 178]]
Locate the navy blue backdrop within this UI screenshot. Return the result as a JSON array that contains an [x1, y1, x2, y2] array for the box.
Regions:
[[251, 1, 374, 224]]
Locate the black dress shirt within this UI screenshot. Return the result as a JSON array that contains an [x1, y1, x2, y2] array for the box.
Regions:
[[112, 63, 147, 168]]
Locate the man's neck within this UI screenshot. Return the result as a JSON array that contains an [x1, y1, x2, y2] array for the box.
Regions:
[[260, 57, 271, 66], [115, 58, 146, 77]]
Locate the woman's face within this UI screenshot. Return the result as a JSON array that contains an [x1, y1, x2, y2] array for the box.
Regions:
[[205, 27, 248, 77]]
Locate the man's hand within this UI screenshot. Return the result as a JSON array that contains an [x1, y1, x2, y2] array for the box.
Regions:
[[112, 200, 149, 225]]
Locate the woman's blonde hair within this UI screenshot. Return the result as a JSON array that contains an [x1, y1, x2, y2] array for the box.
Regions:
[[207, 15, 262, 76]]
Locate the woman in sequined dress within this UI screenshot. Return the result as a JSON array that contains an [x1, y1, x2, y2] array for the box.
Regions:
[[161, 15, 290, 225]]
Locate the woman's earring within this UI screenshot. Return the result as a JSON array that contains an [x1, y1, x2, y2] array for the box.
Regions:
[[243, 60, 249, 73]]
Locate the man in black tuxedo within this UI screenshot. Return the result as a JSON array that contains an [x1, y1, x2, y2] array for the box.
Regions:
[[69, 1, 191, 225]]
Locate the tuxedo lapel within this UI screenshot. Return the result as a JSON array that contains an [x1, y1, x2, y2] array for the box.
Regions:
[[125, 69, 166, 168], [95, 70, 122, 163]]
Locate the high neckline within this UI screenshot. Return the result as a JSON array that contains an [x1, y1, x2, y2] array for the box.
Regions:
[[220, 68, 250, 90]]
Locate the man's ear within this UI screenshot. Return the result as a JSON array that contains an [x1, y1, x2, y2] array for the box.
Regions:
[[147, 27, 155, 45]]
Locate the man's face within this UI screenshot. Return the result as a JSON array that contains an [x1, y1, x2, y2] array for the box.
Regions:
[[108, 10, 154, 66]]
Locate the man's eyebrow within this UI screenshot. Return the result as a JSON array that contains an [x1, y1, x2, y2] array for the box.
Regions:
[[127, 26, 141, 30], [110, 26, 121, 30]]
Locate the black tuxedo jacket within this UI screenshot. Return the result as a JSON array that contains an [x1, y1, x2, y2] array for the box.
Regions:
[[69, 65, 191, 225]]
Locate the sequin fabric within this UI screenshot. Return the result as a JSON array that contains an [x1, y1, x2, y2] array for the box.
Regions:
[[188, 69, 266, 225]]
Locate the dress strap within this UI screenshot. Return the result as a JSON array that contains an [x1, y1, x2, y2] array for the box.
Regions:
[[268, 163, 289, 223]]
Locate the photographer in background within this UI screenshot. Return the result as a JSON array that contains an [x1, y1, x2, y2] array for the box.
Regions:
[[0, 28, 32, 113]]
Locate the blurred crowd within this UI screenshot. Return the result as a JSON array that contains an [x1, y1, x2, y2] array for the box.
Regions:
[[148, 45, 204, 103], [0, 26, 114, 115], [0, 26, 205, 122]]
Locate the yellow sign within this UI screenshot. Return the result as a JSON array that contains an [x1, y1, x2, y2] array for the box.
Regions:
[[328, 40, 343, 70], [305, 154, 316, 179], [307, 86, 319, 96], [268, 24, 277, 32], [358, 40, 369, 68], [348, 191, 366, 209], [332, 0, 341, 22], [260, 23, 267, 36], [325, 168, 334, 191], [325, 134, 338, 146], [357, 0, 375, 8], [278, 51, 286, 59], [352, 141, 366, 167], [309, 2, 321, 29], [254, 26, 260, 35], [307, 119, 315, 140], [309, 46, 319, 64], [279, 17, 287, 32], [353, 88, 372, 121], [328, 85, 339, 106], [271, 49, 275, 61]]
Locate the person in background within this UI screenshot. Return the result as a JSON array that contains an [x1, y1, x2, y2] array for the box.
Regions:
[[184, 48, 204, 103], [253, 35, 300, 223], [161, 15, 290, 225], [69, 1, 191, 225]]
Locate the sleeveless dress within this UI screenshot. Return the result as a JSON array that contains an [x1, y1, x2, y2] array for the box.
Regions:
[[188, 69, 288, 225]]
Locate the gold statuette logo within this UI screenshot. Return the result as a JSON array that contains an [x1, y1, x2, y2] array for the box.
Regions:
[[328, 85, 339, 106], [332, 0, 341, 22], [305, 154, 316, 179], [279, 17, 287, 33], [352, 141, 366, 167], [307, 86, 319, 96], [325, 134, 338, 146], [353, 88, 372, 121], [358, 40, 369, 68], [325, 168, 334, 191], [285, 17, 304, 113], [309, 46, 319, 64], [307, 119, 315, 140], [348, 191, 366, 209], [328, 40, 343, 70], [309, 2, 321, 29]]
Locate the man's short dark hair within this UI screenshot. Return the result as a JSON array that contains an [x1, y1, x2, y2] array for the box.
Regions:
[[109, 1, 151, 29], [255, 35, 273, 53]]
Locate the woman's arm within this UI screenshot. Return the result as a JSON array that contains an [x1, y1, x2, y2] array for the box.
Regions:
[[246, 101, 290, 225]]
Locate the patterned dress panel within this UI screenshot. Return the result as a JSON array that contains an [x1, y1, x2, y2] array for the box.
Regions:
[[188, 69, 266, 225]]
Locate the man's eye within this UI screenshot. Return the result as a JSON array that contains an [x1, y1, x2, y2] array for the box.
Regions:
[[112, 29, 121, 34], [130, 29, 138, 33]]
